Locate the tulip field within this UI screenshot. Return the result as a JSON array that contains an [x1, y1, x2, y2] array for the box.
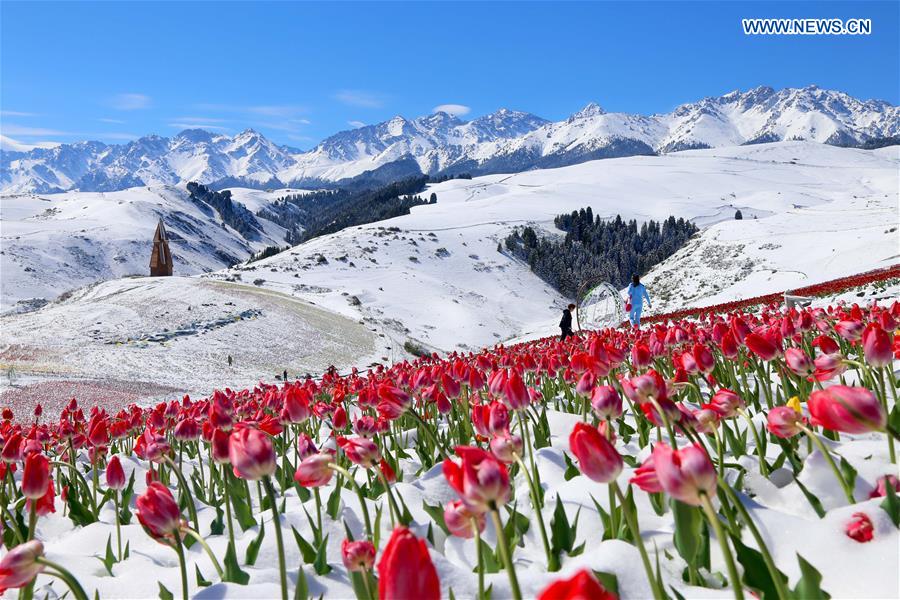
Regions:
[[1, 296, 899, 600]]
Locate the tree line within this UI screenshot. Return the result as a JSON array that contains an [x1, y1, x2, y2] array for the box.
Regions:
[[502, 207, 698, 299]]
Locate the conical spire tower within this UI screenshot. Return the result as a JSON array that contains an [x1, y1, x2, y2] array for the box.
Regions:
[[149, 218, 173, 276]]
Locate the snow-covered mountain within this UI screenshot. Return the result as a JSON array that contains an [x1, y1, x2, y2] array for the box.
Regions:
[[2, 86, 896, 194]]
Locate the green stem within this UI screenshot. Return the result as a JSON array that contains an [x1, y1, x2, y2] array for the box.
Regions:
[[737, 409, 769, 477], [719, 483, 789, 600], [172, 530, 189, 600], [612, 482, 664, 600], [262, 477, 288, 600], [164, 457, 200, 535], [514, 456, 555, 570], [223, 467, 236, 550], [182, 527, 225, 579], [114, 492, 123, 561], [489, 503, 522, 600], [330, 465, 374, 539], [407, 408, 450, 459], [699, 493, 744, 600], [798, 425, 855, 504], [34, 558, 90, 600], [473, 520, 485, 600]]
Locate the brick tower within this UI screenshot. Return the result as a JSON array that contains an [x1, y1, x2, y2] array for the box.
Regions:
[[149, 218, 173, 276]]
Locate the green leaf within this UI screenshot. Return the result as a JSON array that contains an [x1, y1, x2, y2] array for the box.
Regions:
[[96, 534, 116, 576], [649, 492, 667, 517], [562, 452, 580, 481], [793, 477, 826, 518], [671, 499, 703, 569], [313, 534, 332, 575], [731, 533, 788, 599], [292, 526, 317, 564], [422, 501, 450, 535], [227, 475, 258, 531], [327, 484, 342, 520], [223, 540, 250, 584], [592, 571, 619, 596], [475, 537, 501, 574], [195, 565, 212, 587], [294, 565, 309, 600], [245, 520, 266, 566], [792, 553, 831, 599], [66, 486, 98, 527], [839, 457, 858, 494], [209, 506, 225, 536], [158, 582, 174, 600], [550, 494, 577, 560], [880, 481, 900, 527], [397, 492, 414, 527], [119, 471, 136, 524]]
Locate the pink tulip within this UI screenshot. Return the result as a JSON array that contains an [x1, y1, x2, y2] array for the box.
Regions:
[[442, 447, 510, 511], [489, 434, 523, 463], [337, 436, 381, 467], [341, 539, 376, 572], [106, 455, 126, 490], [229, 428, 276, 480], [294, 453, 334, 487], [767, 407, 805, 438], [443, 499, 486, 539], [808, 386, 886, 434], [590, 385, 622, 420], [0, 540, 45, 591], [705, 388, 743, 419], [630, 455, 662, 493], [652, 443, 716, 506], [784, 348, 814, 377], [568, 422, 622, 483], [862, 324, 892, 368]]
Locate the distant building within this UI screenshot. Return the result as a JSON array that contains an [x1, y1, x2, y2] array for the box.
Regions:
[[149, 218, 173, 276]]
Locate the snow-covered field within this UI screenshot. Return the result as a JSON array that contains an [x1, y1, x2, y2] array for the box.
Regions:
[[209, 142, 899, 352], [0, 186, 290, 312], [0, 277, 385, 406]]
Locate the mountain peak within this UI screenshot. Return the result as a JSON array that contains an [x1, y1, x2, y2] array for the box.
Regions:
[[571, 102, 605, 119]]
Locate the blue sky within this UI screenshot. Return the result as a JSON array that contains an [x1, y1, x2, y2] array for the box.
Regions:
[[2, 1, 897, 150]]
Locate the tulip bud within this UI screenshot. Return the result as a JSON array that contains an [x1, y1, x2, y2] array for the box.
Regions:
[[590, 386, 622, 420], [845, 512, 874, 543], [341, 539, 376, 572], [489, 434, 523, 463], [106, 455, 126, 490], [767, 406, 804, 438], [784, 348, 814, 377], [443, 499, 485, 539], [136, 482, 183, 541], [229, 428, 276, 480], [0, 540, 45, 591], [442, 447, 510, 511], [22, 453, 50, 500], [294, 453, 334, 487], [862, 324, 892, 368], [538, 569, 616, 600], [568, 422, 623, 483], [808, 386, 886, 434], [377, 527, 440, 600], [652, 442, 716, 506], [337, 436, 381, 467]]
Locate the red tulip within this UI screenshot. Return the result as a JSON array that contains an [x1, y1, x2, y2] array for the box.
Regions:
[[502, 369, 530, 409], [845, 512, 874, 542], [489, 434, 523, 463], [294, 453, 334, 487], [652, 443, 716, 506], [0, 540, 45, 592], [442, 446, 510, 511], [590, 386, 622, 420], [813, 334, 840, 355], [283, 387, 311, 423], [835, 320, 864, 342], [136, 482, 183, 541], [341, 539, 376, 572], [211, 428, 231, 463], [869, 474, 900, 499], [568, 422, 622, 483], [705, 389, 743, 419], [26, 480, 56, 517], [631, 343, 652, 368], [1, 432, 23, 463], [692, 343, 715, 374], [173, 418, 200, 442], [22, 453, 50, 500], [808, 386, 886, 434], [767, 407, 804, 438], [862, 324, 892, 368], [106, 455, 126, 490], [744, 331, 781, 361], [377, 527, 440, 600], [813, 354, 848, 381], [337, 436, 381, 467], [538, 569, 617, 600], [229, 428, 276, 480], [784, 348, 814, 377], [488, 402, 510, 435], [443, 499, 485, 539]]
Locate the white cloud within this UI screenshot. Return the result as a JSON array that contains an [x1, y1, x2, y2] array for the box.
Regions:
[[169, 123, 230, 132], [334, 90, 385, 108], [433, 104, 471, 117], [1, 110, 38, 118], [97, 117, 126, 124], [1, 124, 67, 136], [0, 134, 60, 151], [347, 120, 366, 128], [110, 93, 152, 110]]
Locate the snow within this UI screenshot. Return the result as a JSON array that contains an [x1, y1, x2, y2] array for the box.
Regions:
[[0, 186, 288, 312], [0, 276, 386, 404], [207, 142, 899, 353]]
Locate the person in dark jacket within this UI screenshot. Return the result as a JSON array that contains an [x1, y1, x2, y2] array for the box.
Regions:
[[559, 303, 576, 340]]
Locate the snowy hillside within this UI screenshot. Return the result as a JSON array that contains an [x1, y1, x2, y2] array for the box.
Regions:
[[0, 277, 385, 401], [0, 185, 292, 311], [204, 142, 899, 353], [3, 86, 896, 194]]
